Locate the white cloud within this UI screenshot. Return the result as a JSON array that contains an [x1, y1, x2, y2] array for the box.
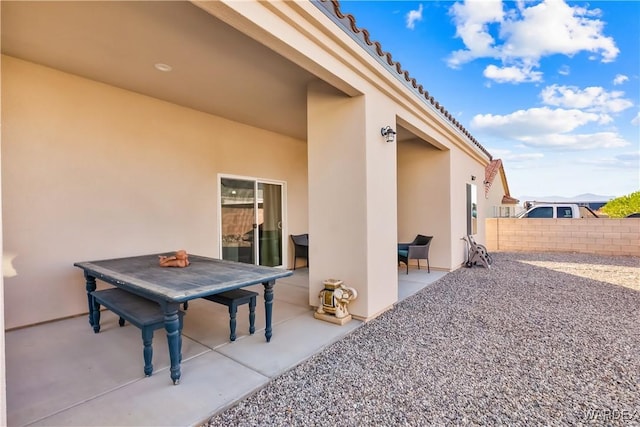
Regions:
[[499, 1, 618, 62], [446, 0, 619, 83], [632, 112, 640, 126], [471, 107, 630, 150], [521, 132, 629, 150], [472, 107, 601, 137], [558, 65, 570, 76], [613, 74, 629, 85], [406, 4, 423, 30], [613, 152, 640, 169], [483, 64, 543, 83], [540, 85, 634, 114], [595, 114, 614, 125], [508, 152, 545, 161], [577, 152, 640, 169], [447, 0, 503, 68], [488, 148, 544, 162]]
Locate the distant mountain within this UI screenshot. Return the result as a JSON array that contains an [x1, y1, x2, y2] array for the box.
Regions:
[[517, 193, 615, 203]]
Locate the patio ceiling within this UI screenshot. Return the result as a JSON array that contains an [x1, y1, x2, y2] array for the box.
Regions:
[[1, 1, 317, 141]]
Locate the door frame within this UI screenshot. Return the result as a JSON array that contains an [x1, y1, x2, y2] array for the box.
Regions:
[[217, 173, 288, 268]]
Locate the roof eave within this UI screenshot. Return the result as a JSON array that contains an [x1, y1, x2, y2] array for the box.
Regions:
[[312, 0, 492, 162]]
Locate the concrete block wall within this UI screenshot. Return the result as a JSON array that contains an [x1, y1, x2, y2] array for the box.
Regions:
[[486, 218, 640, 257]]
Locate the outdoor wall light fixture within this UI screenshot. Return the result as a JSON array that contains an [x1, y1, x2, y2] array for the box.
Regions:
[[471, 175, 477, 181], [381, 126, 396, 143]]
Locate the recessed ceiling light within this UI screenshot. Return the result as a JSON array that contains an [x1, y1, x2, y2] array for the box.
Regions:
[[154, 63, 173, 72]]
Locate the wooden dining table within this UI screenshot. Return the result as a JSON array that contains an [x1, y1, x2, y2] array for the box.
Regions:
[[74, 253, 293, 384]]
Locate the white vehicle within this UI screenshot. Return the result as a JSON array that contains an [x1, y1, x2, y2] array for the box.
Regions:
[[517, 203, 599, 219]]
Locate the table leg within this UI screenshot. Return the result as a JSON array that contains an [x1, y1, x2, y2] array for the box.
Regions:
[[262, 280, 275, 342], [84, 273, 97, 330], [249, 296, 256, 335], [163, 302, 182, 385]]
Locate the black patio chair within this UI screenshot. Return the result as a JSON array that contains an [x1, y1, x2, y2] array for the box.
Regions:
[[290, 234, 309, 270], [398, 234, 433, 274]]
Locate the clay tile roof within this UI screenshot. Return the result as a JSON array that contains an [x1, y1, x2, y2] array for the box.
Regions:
[[484, 159, 519, 204], [502, 195, 519, 204], [316, 0, 492, 161], [484, 159, 502, 193]]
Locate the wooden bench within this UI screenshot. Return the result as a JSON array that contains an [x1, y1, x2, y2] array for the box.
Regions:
[[201, 289, 258, 341], [91, 288, 185, 377]]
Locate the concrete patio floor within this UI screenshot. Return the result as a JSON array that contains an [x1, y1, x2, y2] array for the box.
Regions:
[[5, 267, 447, 427]]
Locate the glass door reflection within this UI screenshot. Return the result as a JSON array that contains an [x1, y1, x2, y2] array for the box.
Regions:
[[221, 178, 256, 264], [220, 177, 284, 267]]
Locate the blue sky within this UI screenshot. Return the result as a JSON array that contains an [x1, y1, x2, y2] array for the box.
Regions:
[[339, 0, 640, 199]]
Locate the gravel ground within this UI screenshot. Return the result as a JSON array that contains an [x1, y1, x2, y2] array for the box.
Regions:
[[204, 252, 640, 426]]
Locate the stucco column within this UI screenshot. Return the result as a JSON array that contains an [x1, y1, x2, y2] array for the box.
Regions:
[[307, 81, 398, 320]]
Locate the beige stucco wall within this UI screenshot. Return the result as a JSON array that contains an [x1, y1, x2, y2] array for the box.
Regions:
[[449, 147, 487, 266], [397, 138, 451, 270], [2, 56, 308, 329], [484, 173, 518, 218], [213, 1, 492, 277], [2, 0, 495, 328], [484, 177, 505, 218], [307, 81, 399, 320], [486, 218, 640, 256], [396, 138, 487, 271]]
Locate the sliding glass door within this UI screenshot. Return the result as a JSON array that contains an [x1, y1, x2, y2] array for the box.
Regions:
[[220, 177, 284, 267], [258, 182, 283, 267]]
